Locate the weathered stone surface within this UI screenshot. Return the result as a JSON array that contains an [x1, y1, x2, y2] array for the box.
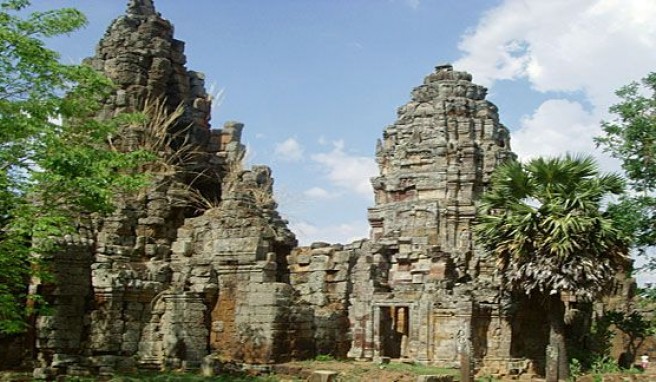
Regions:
[[167, 174, 297, 364], [287, 243, 361, 357], [18, 1, 638, 380], [31, 0, 280, 375], [307, 370, 339, 382], [348, 65, 515, 370]]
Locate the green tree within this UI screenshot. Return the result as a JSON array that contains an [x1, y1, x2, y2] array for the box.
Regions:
[[596, 73, 656, 254], [0, 0, 147, 333], [475, 155, 628, 381]]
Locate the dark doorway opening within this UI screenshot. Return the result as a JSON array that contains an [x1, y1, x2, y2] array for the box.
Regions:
[[380, 306, 410, 358], [511, 295, 549, 375]]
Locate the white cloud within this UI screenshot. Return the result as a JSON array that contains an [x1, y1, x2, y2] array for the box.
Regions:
[[512, 99, 597, 160], [455, 0, 656, 106], [303, 186, 339, 200], [511, 98, 621, 170], [311, 140, 378, 198], [454, 0, 654, 174], [274, 137, 304, 162], [290, 220, 369, 246]]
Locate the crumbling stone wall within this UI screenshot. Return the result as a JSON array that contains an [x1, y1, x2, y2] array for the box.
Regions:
[[166, 171, 297, 366], [32, 0, 259, 377], [23, 1, 636, 380], [34, 239, 94, 376], [287, 241, 364, 357]]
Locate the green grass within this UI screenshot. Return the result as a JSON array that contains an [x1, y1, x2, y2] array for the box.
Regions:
[[314, 354, 337, 362], [378, 362, 459, 376]]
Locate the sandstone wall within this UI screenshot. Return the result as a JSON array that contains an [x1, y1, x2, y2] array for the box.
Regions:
[[287, 242, 363, 358], [166, 179, 297, 366], [34, 241, 93, 377]]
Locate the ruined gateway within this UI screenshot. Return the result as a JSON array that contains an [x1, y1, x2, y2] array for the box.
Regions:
[[22, 0, 622, 378]]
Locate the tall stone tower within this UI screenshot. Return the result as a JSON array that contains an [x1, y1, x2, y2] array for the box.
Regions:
[[32, 0, 271, 376], [348, 64, 515, 366], [368, 64, 513, 283], [87, 0, 208, 125]]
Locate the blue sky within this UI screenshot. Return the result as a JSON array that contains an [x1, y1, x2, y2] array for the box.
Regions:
[[32, 1, 656, 277]]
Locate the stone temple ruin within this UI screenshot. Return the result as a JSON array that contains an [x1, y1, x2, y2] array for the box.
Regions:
[[0, 0, 638, 379]]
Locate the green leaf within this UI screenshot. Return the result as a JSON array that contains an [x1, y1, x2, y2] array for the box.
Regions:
[[0, 0, 151, 333]]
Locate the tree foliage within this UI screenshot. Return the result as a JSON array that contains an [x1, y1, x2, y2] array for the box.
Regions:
[[476, 155, 628, 300], [596, 73, 656, 252], [475, 155, 629, 381], [0, 0, 148, 333]]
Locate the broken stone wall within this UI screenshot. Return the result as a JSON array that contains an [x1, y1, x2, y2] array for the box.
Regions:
[[287, 241, 364, 358], [164, 166, 298, 367], [33, 240, 93, 378], [346, 245, 383, 360], [32, 0, 248, 376], [32, 0, 304, 375]]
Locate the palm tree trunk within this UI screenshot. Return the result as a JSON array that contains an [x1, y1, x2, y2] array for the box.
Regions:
[[546, 294, 569, 382]]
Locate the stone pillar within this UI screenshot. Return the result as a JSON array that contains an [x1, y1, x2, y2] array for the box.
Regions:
[[347, 251, 377, 361], [457, 302, 474, 382], [347, 298, 372, 360], [415, 302, 430, 363], [486, 316, 512, 358], [459, 339, 474, 382], [372, 305, 381, 360]]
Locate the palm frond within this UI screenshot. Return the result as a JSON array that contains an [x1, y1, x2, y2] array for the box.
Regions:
[[475, 154, 629, 300]]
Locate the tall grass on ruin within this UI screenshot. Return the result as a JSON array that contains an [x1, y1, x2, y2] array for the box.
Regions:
[[108, 98, 223, 212], [108, 98, 201, 174], [110, 96, 278, 213]]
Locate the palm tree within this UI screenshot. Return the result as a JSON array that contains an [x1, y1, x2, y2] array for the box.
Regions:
[[475, 155, 629, 381]]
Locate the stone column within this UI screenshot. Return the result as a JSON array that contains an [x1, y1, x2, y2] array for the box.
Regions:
[[459, 339, 474, 382], [372, 305, 381, 360]]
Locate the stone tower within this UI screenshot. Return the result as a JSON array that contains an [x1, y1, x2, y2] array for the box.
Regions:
[[88, 0, 210, 128], [348, 64, 516, 368], [32, 0, 277, 376], [369, 64, 513, 282]]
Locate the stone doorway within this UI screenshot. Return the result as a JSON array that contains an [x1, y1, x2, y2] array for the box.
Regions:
[[379, 306, 410, 358]]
